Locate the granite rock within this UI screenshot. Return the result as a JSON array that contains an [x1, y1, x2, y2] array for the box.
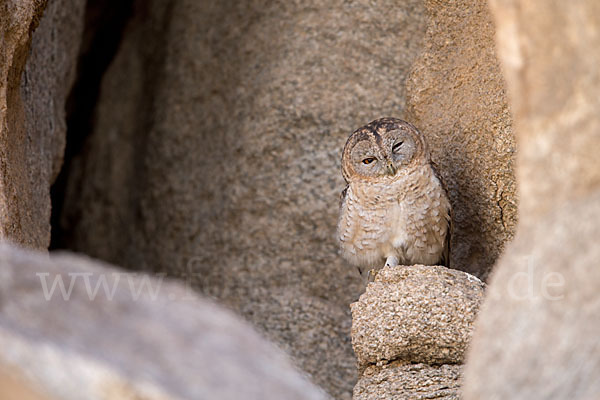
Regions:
[[404, 0, 517, 279], [353, 362, 461, 400], [464, 0, 600, 398], [58, 1, 428, 397], [0, 366, 53, 400], [464, 193, 600, 399], [0, 0, 46, 248], [0, 0, 84, 248], [351, 265, 484, 369], [0, 243, 329, 400]]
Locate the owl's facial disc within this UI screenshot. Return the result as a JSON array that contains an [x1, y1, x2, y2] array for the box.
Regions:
[[342, 119, 426, 182]]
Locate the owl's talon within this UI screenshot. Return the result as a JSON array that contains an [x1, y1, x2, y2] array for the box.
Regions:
[[367, 269, 378, 282], [385, 256, 399, 267]]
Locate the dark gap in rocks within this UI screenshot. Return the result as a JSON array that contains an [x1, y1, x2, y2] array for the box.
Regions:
[[50, 0, 133, 250]]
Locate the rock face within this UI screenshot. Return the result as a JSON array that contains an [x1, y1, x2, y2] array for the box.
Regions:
[[0, 243, 329, 400], [464, 195, 600, 399], [352, 265, 484, 368], [58, 1, 428, 397], [0, 0, 47, 248], [0, 0, 84, 249], [354, 362, 461, 400], [404, 0, 517, 279], [351, 265, 484, 399], [490, 0, 600, 222], [0, 367, 53, 400], [463, 1, 600, 399]]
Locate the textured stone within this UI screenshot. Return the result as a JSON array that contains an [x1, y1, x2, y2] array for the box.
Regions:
[[464, 1, 600, 399], [0, 0, 47, 248], [0, 0, 83, 249], [351, 264, 481, 398], [0, 243, 329, 400], [404, 0, 517, 279], [58, 1, 427, 397], [351, 265, 484, 369], [490, 0, 600, 223], [0, 366, 53, 400], [20, 0, 86, 247], [353, 362, 461, 400], [464, 193, 600, 400]]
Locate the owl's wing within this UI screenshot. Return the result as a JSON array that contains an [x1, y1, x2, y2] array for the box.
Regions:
[[339, 185, 348, 209], [430, 160, 452, 269], [442, 206, 453, 269]]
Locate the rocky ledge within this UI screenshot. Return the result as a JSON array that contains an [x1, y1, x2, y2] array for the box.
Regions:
[[351, 265, 485, 399]]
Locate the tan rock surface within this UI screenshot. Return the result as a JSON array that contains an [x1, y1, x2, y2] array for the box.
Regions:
[[350, 265, 482, 399], [405, 0, 517, 279], [490, 0, 600, 222], [59, 1, 428, 396], [0, 366, 54, 400], [0, 0, 84, 248], [0, 243, 329, 400], [353, 362, 461, 400], [464, 193, 600, 399], [20, 0, 86, 246], [351, 265, 484, 369], [464, 0, 600, 398], [0, 0, 47, 248]]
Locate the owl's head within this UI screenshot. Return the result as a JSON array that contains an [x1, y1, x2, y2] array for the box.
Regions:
[[341, 117, 429, 182]]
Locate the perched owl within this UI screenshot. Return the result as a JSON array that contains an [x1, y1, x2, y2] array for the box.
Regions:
[[337, 117, 452, 277]]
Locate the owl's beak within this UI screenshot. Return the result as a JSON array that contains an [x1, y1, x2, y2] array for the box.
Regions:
[[386, 162, 396, 176]]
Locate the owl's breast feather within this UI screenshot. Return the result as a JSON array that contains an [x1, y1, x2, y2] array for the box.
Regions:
[[337, 166, 450, 268]]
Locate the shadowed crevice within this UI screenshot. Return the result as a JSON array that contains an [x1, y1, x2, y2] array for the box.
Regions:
[[50, 0, 134, 249]]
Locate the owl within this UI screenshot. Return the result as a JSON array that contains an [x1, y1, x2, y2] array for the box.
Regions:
[[337, 117, 452, 277]]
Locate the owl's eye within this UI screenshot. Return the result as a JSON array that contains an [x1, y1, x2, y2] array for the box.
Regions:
[[392, 141, 404, 153], [362, 157, 376, 165]]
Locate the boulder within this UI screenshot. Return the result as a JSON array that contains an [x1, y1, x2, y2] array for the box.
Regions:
[[489, 0, 600, 221], [58, 1, 428, 397], [0, 0, 84, 248], [464, 193, 600, 399], [0, 243, 329, 400], [405, 0, 517, 279], [351, 265, 484, 369], [0, 366, 53, 400], [464, 0, 600, 398], [351, 265, 484, 399], [353, 362, 461, 400]]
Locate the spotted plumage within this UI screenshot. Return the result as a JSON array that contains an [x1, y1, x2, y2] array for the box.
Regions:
[[337, 118, 452, 277]]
